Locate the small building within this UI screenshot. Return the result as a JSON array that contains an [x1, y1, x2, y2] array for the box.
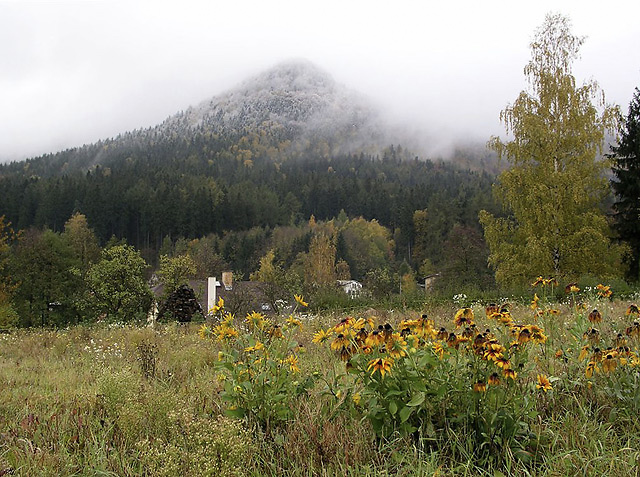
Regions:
[[423, 273, 440, 293], [151, 274, 271, 320], [337, 280, 363, 299]]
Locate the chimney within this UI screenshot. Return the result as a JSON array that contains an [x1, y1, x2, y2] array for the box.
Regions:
[[222, 271, 233, 291], [207, 277, 217, 314]]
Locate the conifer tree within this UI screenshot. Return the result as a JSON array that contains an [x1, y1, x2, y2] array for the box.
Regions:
[[611, 88, 640, 281], [479, 14, 623, 286]]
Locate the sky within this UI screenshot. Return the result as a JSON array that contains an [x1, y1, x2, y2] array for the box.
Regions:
[[1, 0, 639, 162]]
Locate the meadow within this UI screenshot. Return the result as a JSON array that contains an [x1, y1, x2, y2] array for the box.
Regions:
[[1, 283, 640, 476]]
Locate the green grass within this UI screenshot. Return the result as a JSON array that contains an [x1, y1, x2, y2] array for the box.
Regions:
[[1, 294, 640, 476]]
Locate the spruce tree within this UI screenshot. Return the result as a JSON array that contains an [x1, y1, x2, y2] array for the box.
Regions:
[[611, 88, 640, 281]]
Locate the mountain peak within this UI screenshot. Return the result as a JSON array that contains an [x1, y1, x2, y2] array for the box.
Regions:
[[176, 59, 377, 143], [243, 59, 336, 92]]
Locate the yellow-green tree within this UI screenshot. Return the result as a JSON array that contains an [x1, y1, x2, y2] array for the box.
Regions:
[[158, 254, 197, 297], [62, 212, 101, 274], [305, 231, 337, 288], [479, 14, 623, 286]]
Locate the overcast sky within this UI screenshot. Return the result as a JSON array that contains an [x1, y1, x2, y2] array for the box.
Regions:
[[1, 0, 639, 162]]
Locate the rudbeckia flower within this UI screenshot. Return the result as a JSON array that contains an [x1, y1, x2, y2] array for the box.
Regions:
[[294, 294, 308, 308], [198, 324, 211, 339], [387, 332, 408, 358], [588, 309, 602, 324], [312, 328, 332, 344], [488, 373, 501, 386], [583, 327, 600, 344], [367, 358, 393, 377], [585, 361, 599, 378], [531, 276, 544, 287], [565, 283, 580, 294], [365, 330, 385, 348], [530, 294, 540, 311], [246, 311, 266, 329], [331, 334, 351, 351], [433, 342, 446, 359], [602, 349, 618, 373], [536, 374, 552, 392], [436, 327, 448, 341], [454, 308, 475, 328], [473, 381, 487, 393], [625, 304, 640, 316], [268, 324, 283, 339], [244, 341, 265, 353], [596, 284, 612, 299], [503, 368, 517, 380], [285, 315, 303, 330]]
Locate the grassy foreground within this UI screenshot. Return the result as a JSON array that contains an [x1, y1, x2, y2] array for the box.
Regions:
[[1, 290, 640, 476]]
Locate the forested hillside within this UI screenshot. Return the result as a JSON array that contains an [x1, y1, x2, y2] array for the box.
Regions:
[[0, 60, 500, 288]]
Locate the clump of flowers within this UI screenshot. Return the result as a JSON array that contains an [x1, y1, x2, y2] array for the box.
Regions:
[[199, 296, 315, 434], [314, 302, 549, 456]]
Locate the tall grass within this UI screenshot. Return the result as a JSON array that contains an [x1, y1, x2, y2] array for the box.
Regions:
[[1, 294, 639, 475]]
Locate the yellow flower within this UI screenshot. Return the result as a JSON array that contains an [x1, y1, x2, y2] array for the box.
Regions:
[[409, 315, 435, 339], [454, 308, 475, 328], [525, 324, 547, 344], [516, 327, 531, 344], [602, 350, 618, 373], [530, 293, 539, 310], [536, 374, 552, 392], [488, 373, 501, 386], [352, 393, 362, 406], [625, 304, 640, 316], [221, 311, 235, 326], [285, 315, 303, 330], [331, 333, 351, 351], [281, 354, 300, 373], [473, 381, 487, 393], [596, 284, 612, 299], [387, 332, 408, 358], [565, 283, 580, 294], [209, 297, 225, 314], [294, 294, 308, 308], [246, 311, 266, 329], [198, 324, 211, 339], [531, 276, 544, 287], [583, 327, 600, 344], [585, 361, 599, 378], [244, 341, 265, 353], [367, 358, 393, 377], [365, 330, 385, 348], [483, 342, 506, 362], [503, 368, 517, 380], [433, 342, 446, 360], [578, 345, 590, 361], [494, 356, 510, 369], [267, 324, 284, 339], [214, 324, 239, 341], [332, 316, 355, 334], [312, 328, 332, 344], [353, 317, 375, 330], [588, 309, 602, 324]]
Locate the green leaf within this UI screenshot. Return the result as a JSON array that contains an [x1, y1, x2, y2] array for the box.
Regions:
[[389, 400, 398, 415], [407, 391, 425, 407], [399, 405, 413, 423], [224, 407, 246, 419]]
